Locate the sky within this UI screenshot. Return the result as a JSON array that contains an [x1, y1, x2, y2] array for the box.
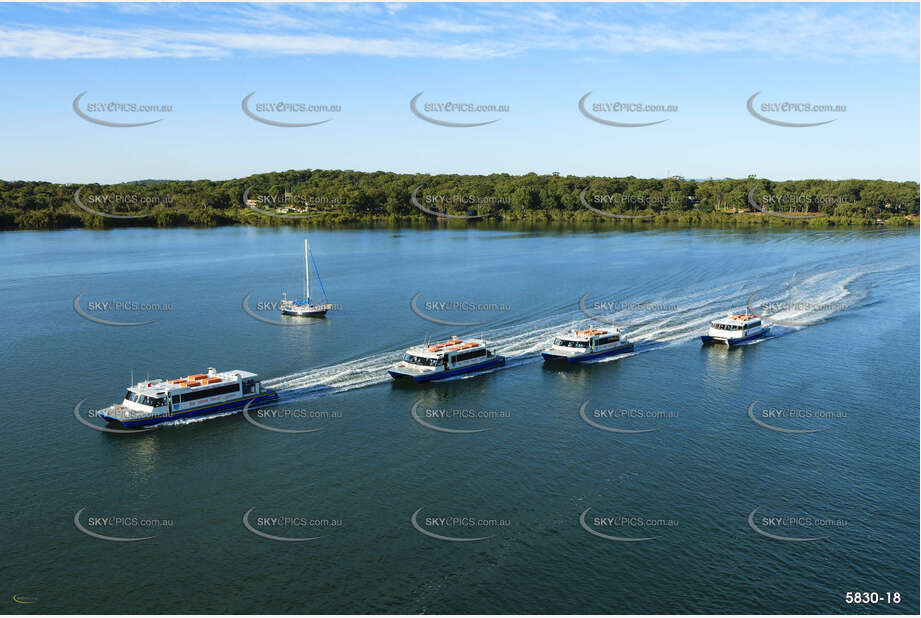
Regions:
[[0, 2, 918, 184]]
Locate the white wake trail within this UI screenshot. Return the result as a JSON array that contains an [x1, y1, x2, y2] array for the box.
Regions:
[[261, 257, 901, 400]]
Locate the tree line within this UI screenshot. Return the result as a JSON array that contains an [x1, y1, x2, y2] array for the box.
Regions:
[[1, 169, 917, 230]]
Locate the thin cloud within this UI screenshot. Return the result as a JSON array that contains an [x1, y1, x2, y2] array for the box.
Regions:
[[410, 18, 495, 34], [0, 4, 915, 61]]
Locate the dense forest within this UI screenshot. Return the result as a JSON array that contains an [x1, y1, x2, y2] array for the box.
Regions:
[[1, 169, 917, 230]]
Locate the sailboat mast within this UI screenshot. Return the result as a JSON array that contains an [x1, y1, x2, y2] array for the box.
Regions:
[[304, 238, 310, 303]]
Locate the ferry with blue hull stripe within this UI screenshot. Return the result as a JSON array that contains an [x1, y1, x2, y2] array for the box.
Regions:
[[389, 337, 505, 382], [700, 313, 771, 346], [542, 327, 634, 363], [97, 368, 278, 428]]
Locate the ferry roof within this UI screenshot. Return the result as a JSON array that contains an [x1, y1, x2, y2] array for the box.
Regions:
[[558, 327, 620, 341], [129, 369, 256, 395], [712, 313, 761, 325], [406, 337, 486, 358]]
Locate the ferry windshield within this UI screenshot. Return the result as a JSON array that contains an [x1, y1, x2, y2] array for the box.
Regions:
[[403, 354, 439, 366], [711, 322, 753, 331], [554, 339, 589, 348], [710, 320, 761, 330], [124, 391, 165, 407]]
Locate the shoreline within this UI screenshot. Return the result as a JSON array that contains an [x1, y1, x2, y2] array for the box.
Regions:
[[2, 211, 918, 233]]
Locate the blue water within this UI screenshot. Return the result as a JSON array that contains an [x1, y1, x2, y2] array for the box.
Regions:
[[0, 224, 917, 613]]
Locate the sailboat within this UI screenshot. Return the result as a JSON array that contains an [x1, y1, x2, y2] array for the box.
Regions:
[[280, 239, 331, 317]]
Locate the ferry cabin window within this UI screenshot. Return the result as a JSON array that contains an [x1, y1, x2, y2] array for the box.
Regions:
[[554, 339, 589, 348], [404, 354, 439, 367], [595, 335, 620, 345], [452, 349, 487, 363], [178, 383, 240, 403], [243, 379, 256, 394]]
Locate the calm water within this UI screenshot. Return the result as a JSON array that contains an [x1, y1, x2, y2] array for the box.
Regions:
[[1, 225, 918, 614]]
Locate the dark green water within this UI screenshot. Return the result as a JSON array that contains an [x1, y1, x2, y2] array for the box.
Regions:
[[1, 225, 918, 614]]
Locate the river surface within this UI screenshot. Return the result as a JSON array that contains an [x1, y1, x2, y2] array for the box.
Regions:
[[1, 224, 918, 613]]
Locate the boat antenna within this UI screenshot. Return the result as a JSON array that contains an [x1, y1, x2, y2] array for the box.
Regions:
[[131, 369, 134, 386]]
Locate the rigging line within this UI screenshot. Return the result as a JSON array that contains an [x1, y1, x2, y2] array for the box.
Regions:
[[308, 248, 330, 303]]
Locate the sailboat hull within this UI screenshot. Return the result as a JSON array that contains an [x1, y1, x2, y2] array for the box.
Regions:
[[281, 306, 327, 317]]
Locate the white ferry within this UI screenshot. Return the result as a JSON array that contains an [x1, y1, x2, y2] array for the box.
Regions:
[[388, 337, 505, 382], [96, 368, 278, 428], [701, 313, 771, 346], [281, 239, 331, 317], [541, 327, 635, 363]]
